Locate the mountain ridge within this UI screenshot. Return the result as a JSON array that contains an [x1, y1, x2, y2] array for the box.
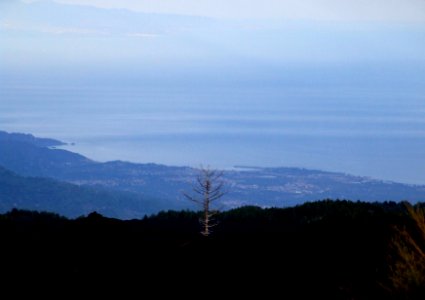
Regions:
[[0, 0, 214, 36], [0, 130, 65, 147], [0, 130, 424, 215], [0, 165, 171, 218]]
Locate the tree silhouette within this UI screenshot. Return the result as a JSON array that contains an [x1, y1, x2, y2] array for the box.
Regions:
[[386, 202, 425, 295], [183, 167, 226, 236]]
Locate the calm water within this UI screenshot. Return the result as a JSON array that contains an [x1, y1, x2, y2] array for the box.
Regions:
[[1, 85, 425, 184]]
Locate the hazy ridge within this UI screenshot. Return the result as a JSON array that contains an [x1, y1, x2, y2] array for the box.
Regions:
[[0, 130, 424, 218]]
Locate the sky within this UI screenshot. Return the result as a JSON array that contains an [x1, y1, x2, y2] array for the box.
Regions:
[[1, 0, 425, 183], [43, 0, 425, 21], [2, 0, 424, 78]]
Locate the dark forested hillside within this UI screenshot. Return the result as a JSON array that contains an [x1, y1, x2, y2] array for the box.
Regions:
[[0, 166, 166, 218], [1, 200, 424, 299]]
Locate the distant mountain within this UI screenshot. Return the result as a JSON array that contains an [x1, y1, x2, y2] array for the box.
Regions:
[[0, 165, 170, 219], [2, 0, 424, 90], [0, 1, 213, 36], [0, 138, 92, 177], [0, 130, 65, 147], [0, 131, 424, 213]]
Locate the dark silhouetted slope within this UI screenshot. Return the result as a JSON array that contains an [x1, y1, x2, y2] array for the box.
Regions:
[[1, 201, 424, 299], [0, 166, 163, 218]]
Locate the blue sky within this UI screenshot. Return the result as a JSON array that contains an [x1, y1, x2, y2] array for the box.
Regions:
[[1, 1, 425, 183], [1, 0, 424, 87], [38, 0, 425, 21]]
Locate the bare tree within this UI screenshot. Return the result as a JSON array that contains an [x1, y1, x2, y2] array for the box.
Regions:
[[183, 167, 226, 236]]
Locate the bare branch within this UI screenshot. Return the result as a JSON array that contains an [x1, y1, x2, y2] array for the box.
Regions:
[[193, 187, 205, 195], [182, 192, 202, 204], [183, 166, 227, 236], [210, 193, 226, 202]]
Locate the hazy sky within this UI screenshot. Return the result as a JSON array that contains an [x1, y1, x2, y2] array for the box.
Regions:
[[4, 1, 421, 77], [50, 0, 425, 21], [2, 1, 425, 183]]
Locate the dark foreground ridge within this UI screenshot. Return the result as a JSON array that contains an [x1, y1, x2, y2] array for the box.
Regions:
[[1, 200, 424, 298]]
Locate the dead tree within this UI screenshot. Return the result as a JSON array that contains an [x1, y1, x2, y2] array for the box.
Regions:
[[183, 167, 226, 236]]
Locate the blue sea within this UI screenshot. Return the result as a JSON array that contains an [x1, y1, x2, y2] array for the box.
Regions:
[[1, 85, 424, 184]]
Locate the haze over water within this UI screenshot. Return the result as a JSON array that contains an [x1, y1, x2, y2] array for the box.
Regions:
[[1, 1, 424, 184], [1, 81, 425, 184]]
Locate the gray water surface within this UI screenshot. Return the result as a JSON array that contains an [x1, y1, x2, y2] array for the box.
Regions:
[[1, 85, 424, 184]]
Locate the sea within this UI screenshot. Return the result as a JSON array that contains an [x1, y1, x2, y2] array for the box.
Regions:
[[1, 84, 424, 184]]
